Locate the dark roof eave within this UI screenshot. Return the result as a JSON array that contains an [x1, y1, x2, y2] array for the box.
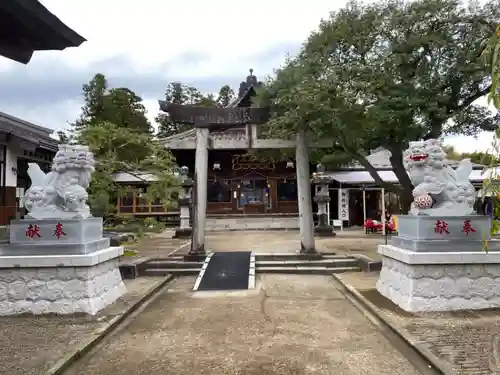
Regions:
[[0, 0, 86, 64]]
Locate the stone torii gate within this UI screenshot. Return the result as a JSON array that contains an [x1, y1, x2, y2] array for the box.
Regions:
[[159, 102, 332, 256]]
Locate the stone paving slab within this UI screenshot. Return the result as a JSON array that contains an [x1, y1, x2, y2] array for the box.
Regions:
[[203, 230, 384, 261], [65, 275, 421, 375], [337, 272, 500, 375], [0, 276, 167, 375], [121, 230, 189, 260]]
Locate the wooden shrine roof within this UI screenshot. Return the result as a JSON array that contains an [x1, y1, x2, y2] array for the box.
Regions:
[[0, 111, 58, 152], [0, 0, 86, 64]]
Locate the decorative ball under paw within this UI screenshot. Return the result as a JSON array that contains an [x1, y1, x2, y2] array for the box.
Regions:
[[413, 194, 433, 209]]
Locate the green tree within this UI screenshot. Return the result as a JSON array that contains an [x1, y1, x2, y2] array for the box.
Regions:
[[480, 25, 500, 108], [68, 74, 154, 161], [56, 130, 69, 144], [71, 73, 108, 133], [71, 74, 152, 134], [79, 121, 178, 217], [156, 82, 218, 138], [217, 85, 235, 107], [462, 151, 498, 165], [66, 74, 178, 217], [257, 0, 499, 213]]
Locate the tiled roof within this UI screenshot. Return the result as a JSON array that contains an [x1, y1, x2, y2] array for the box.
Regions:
[[228, 69, 263, 108], [0, 111, 57, 152], [0, 0, 85, 64]]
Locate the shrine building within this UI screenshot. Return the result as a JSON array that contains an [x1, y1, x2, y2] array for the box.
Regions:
[[114, 70, 486, 229]]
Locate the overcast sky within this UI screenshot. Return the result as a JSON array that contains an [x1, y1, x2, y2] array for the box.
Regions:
[[0, 0, 496, 153]]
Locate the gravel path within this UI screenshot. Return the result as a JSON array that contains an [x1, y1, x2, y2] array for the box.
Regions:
[[65, 275, 421, 375], [0, 277, 166, 375]]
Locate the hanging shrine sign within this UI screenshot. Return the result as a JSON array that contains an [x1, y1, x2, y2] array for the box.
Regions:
[[338, 189, 349, 221], [232, 154, 276, 171], [159, 101, 270, 126]]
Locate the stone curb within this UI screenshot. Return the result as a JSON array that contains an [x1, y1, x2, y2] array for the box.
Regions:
[[332, 274, 457, 375], [42, 274, 174, 375], [351, 254, 382, 272]]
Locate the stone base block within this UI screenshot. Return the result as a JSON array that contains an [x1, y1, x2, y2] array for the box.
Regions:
[[9, 217, 104, 244], [314, 225, 336, 237], [0, 238, 111, 256], [0, 247, 126, 316], [174, 228, 192, 238], [376, 244, 500, 312]]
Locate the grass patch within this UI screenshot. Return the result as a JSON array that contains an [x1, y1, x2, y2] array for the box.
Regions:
[[123, 249, 138, 257]]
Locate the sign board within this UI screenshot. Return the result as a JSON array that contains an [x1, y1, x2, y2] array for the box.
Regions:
[[159, 101, 270, 126], [338, 189, 349, 221]]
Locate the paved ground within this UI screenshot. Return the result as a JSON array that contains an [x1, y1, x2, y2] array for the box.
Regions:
[[0, 276, 167, 375], [338, 272, 500, 375], [65, 274, 421, 375], [203, 230, 384, 260], [122, 230, 189, 260]]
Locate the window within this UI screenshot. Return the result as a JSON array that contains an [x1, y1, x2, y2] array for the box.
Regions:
[[207, 181, 231, 202], [277, 180, 297, 201]]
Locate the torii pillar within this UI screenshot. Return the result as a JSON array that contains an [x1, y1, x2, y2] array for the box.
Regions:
[[295, 130, 318, 256], [188, 126, 209, 258]]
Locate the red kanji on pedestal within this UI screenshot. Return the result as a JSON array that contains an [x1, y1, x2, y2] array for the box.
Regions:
[[462, 220, 476, 235], [53, 222, 66, 239], [435, 220, 450, 234], [25, 224, 41, 238]]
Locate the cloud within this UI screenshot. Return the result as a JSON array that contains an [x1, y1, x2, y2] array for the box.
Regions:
[[0, 0, 496, 154], [0, 41, 300, 131]]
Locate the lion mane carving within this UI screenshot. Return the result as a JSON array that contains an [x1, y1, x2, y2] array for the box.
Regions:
[[404, 139, 476, 216], [22, 144, 95, 220]]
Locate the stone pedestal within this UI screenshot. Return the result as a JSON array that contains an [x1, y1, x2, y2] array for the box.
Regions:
[[376, 215, 500, 312], [174, 198, 192, 239], [4, 217, 107, 255], [0, 218, 126, 315]]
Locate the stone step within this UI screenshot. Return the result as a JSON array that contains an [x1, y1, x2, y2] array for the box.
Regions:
[[141, 268, 201, 277], [256, 259, 358, 268], [145, 260, 204, 269], [254, 253, 344, 261], [255, 266, 360, 274]]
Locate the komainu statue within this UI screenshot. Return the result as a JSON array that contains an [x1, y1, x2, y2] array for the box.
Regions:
[[22, 144, 95, 220], [404, 139, 476, 216]]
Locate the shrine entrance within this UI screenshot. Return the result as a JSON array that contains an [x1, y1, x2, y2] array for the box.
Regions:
[[159, 101, 332, 256], [236, 178, 271, 214]]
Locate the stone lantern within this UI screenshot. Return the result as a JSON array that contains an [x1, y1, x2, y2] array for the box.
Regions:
[[174, 165, 193, 238], [312, 164, 335, 237]]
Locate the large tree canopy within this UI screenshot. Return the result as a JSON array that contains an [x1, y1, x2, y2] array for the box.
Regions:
[[65, 74, 178, 218], [257, 0, 499, 212], [481, 25, 500, 108]]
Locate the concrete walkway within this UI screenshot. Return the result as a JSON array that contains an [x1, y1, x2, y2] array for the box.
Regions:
[[66, 275, 421, 375]]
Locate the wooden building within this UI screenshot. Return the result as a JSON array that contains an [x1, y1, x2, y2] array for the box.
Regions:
[[0, 112, 59, 224]]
